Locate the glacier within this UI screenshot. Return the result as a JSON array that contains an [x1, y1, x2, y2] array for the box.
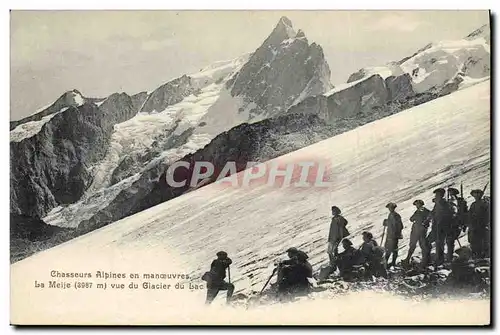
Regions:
[[10, 80, 490, 325], [347, 31, 490, 94]]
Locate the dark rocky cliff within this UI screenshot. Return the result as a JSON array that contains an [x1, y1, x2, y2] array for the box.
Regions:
[[10, 91, 145, 218]]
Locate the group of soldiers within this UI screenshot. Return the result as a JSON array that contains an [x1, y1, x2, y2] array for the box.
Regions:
[[202, 248, 314, 304], [202, 185, 490, 304], [327, 186, 491, 277]]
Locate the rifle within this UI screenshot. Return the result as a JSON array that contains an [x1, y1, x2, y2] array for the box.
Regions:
[[482, 182, 489, 194], [228, 265, 231, 284]]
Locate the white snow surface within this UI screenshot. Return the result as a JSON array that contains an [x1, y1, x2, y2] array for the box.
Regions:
[[400, 37, 490, 93], [12, 81, 490, 324], [347, 34, 490, 94], [190, 53, 250, 90], [71, 91, 85, 106], [10, 107, 69, 142]]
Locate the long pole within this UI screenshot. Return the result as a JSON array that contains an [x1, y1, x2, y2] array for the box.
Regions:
[[227, 265, 231, 284], [380, 225, 387, 247], [259, 267, 277, 295]]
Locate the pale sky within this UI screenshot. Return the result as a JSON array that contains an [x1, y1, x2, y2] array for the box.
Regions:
[[10, 10, 489, 120]]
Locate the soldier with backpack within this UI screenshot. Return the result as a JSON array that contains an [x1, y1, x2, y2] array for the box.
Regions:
[[427, 188, 455, 266], [276, 247, 313, 298], [202, 251, 234, 304], [327, 206, 350, 266]]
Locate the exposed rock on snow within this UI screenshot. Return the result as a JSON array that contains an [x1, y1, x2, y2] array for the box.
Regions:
[[290, 73, 414, 123], [10, 91, 146, 219], [10, 89, 85, 131], [346, 24, 490, 95], [139, 75, 198, 114]]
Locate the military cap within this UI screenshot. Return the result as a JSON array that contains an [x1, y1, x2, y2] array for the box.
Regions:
[[331, 206, 341, 214], [286, 247, 298, 254], [413, 199, 424, 206], [433, 188, 446, 196], [386, 202, 397, 209], [216, 251, 228, 258], [362, 231, 373, 239], [447, 188, 460, 196], [470, 189, 484, 197]]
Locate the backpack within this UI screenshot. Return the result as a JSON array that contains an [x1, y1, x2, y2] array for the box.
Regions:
[[201, 271, 212, 283]]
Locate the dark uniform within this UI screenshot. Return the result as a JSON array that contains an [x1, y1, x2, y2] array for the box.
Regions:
[[468, 190, 490, 259], [204, 251, 234, 304], [327, 206, 350, 266], [427, 188, 454, 265], [360, 239, 378, 262], [448, 247, 476, 287], [405, 200, 431, 266], [384, 203, 403, 267], [277, 248, 313, 297], [336, 239, 364, 279], [360, 232, 387, 278], [447, 188, 467, 261], [370, 246, 388, 278]]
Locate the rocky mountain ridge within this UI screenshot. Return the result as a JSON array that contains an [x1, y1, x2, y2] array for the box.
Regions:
[[9, 20, 490, 262]]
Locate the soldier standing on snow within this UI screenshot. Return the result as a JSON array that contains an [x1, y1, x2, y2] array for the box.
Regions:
[[427, 188, 454, 266], [327, 206, 350, 266], [383, 202, 403, 268], [468, 189, 490, 259], [403, 200, 431, 267], [203, 251, 234, 305]]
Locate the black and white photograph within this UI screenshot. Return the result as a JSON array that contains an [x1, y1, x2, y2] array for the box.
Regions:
[[8, 9, 491, 325]]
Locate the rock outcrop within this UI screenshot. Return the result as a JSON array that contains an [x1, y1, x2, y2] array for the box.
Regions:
[[10, 90, 145, 218], [290, 73, 415, 124], [10, 90, 85, 131], [139, 75, 197, 114]]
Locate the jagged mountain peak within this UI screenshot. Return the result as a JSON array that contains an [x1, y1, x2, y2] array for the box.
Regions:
[[278, 15, 293, 26], [225, 17, 332, 118], [268, 16, 297, 42]]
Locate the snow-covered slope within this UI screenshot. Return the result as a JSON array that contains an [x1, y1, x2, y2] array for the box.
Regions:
[[11, 81, 490, 324], [38, 17, 332, 229], [347, 25, 490, 94]]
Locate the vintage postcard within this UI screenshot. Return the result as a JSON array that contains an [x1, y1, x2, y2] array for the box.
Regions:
[[10, 10, 491, 325]]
